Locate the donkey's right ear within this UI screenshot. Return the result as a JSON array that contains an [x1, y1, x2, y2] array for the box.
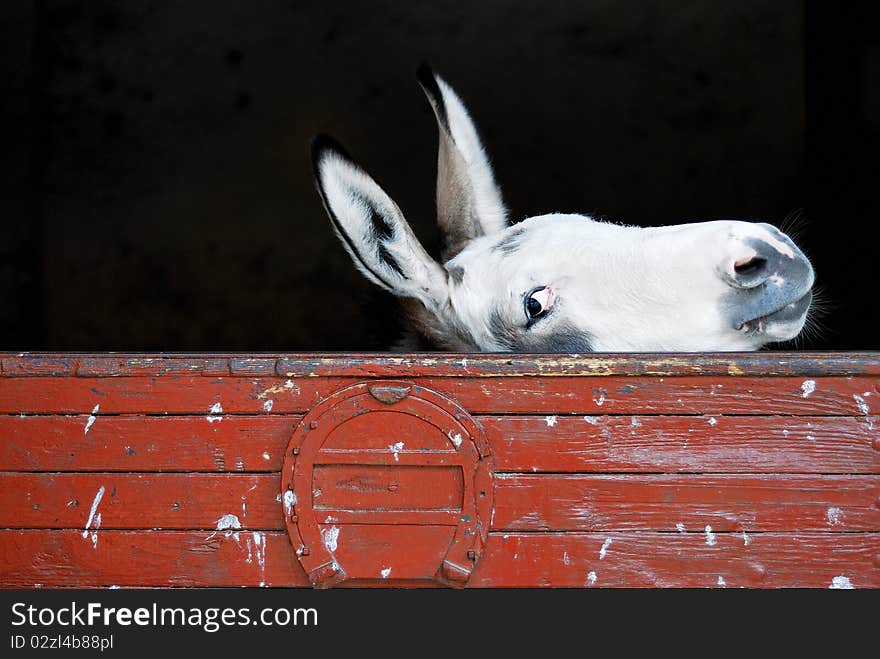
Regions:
[[417, 63, 509, 260], [311, 135, 451, 310]]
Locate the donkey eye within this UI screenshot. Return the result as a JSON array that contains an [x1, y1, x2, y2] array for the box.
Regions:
[[525, 286, 554, 321]]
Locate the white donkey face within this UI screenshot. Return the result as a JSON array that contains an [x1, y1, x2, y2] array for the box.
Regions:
[[311, 64, 814, 352], [447, 215, 814, 352]]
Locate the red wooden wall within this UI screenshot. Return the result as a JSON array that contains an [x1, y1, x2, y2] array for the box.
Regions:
[[0, 352, 878, 588]]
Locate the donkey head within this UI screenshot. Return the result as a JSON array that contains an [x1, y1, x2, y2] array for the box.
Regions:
[[311, 64, 814, 352]]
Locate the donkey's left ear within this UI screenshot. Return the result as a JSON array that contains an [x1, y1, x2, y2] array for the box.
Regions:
[[311, 135, 451, 311], [417, 63, 509, 261]]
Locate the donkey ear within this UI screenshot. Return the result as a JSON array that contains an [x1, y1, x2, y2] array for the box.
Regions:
[[311, 135, 451, 310], [417, 63, 508, 261]]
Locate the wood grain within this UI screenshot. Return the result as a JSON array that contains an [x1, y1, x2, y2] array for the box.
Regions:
[[2, 530, 876, 588], [4, 352, 880, 378], [3, 473, 876, 532], [1, 375, 877, 415], [2, 414, 876, 473]]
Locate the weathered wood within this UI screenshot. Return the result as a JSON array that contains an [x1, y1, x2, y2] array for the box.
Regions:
[[2, 414, 876, 474], [2, 530, 876, 588], [473, 532, 880, 588], [2, 352, 877, 589], [0, 472, 283, 530], [1, 375, 877, 415], [0, 415, 296, 472], [492, 474, 880, 532], [3, 473, 876, 532], [485, 414, 880, 473], [3, 352, 880, 378]]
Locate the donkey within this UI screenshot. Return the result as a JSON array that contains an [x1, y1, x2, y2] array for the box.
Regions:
[[310, 64, 814, 352]]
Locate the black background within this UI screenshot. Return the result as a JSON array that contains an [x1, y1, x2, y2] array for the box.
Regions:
[[2, 1, 878, 351]]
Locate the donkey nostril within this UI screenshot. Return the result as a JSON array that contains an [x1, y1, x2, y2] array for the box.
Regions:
[[734, 256, 768, 277]]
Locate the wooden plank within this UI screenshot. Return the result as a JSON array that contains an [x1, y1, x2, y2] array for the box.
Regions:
[[486, 414, 880, 473], [76, 357, 230, 377], [472, 532, 880, 588], [492, 474, 880, 532], [0, 530, 307, 588], [427, 376, 880, 416], [0, 473, 283, 530], [3, 352, 880, 378], [0, 375, 877, 415], [2, 415, 877, 473], [4, 472, 877, 532], [0, 415, 296, 472], [0, 376, 353, 414], [1, 530, 876, 588]]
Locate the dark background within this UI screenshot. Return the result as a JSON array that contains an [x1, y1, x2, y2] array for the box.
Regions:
[[2, 1, 877, 351]]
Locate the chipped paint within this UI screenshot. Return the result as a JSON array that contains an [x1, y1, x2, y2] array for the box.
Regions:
[[322, 525, 340, 553], [262, 452, 271, 461], [630, 416, 641, 427], [258, 379, 300, 399], [447, 431, 463, 448], [801, 380, 816, 398], [742, 531, 751, 546], [380, 567, 392, 579], [582, 416, 599, 425], [599, 538, 613, 560], [826, 507, 843, 526], [263, 399, 274, 412], [593, 391, 606, 406], [717, 576, 727, 587], [853, 394, 869, 415], [206, 402, 224, 423], [563, 551, 570, 565], [216, 514, 241, 530], [586, 571, 597, 586], [829, 576, 853, 589], [84, 404, 99, 435], [704, 525, 716, 546], [707, 416, 717, 426], [545, 415, 558, 427], [676, 523, 686, 533], [388, 441, 404, 461], [283, 490, 296, 516], [214, 514, 241, 541], [82, 485, 105, 540]]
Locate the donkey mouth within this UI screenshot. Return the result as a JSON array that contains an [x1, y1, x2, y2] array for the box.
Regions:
[[738, 290, 813, 334]]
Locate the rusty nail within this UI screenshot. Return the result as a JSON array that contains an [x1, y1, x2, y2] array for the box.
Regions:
[[467, 550, 476, 560], [309, 420, 318, 430], [388, 483, 398, 492], [289, 515, 298, 523], [301, 547, 310, 556]]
